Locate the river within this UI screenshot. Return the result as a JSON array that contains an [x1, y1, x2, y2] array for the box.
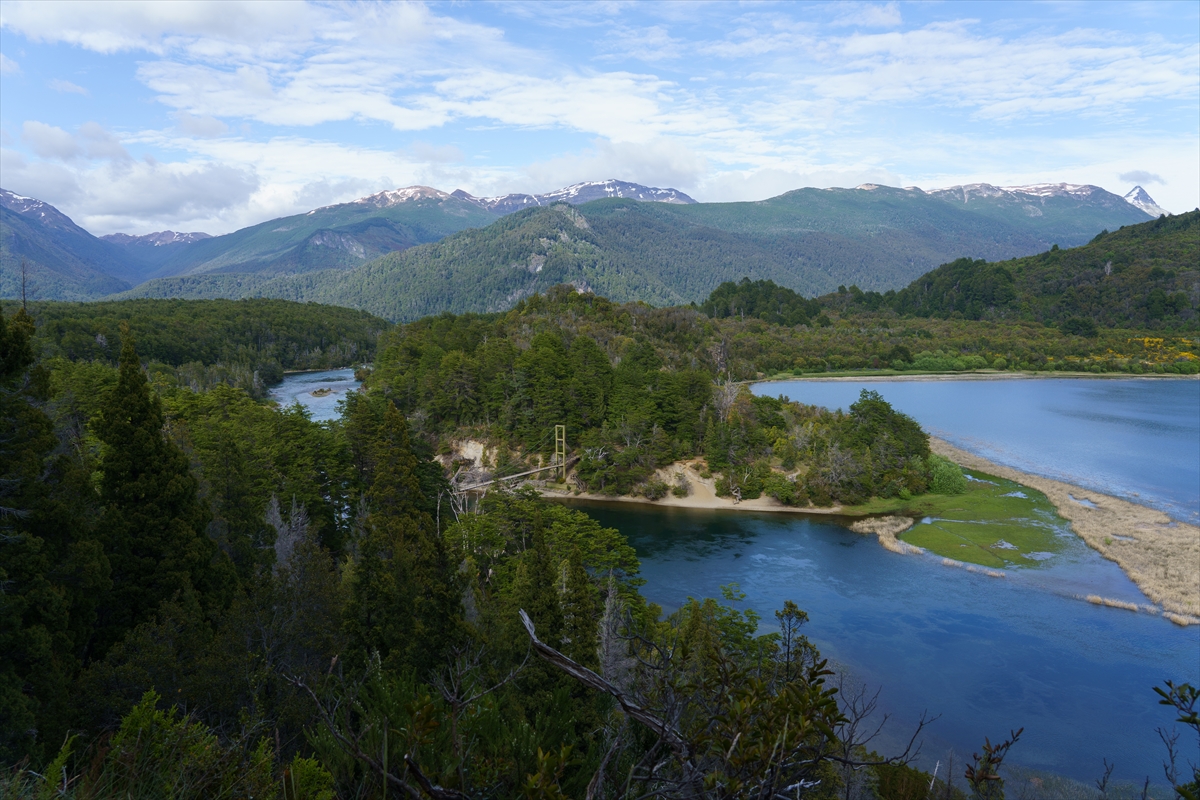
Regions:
[[268, 367, 360, 422], [276, 369, 1198, 782]]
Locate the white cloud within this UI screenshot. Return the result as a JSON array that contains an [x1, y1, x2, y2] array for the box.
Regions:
[[1119, 170, 1165, 185], [1, 145, 259, 233], [411, 141, 465, 164], [48, 78, 88, 95], [22, 121, 80, 160], [20, 120, 130, 162], [832, 3, 903, 28], [0, 0, 314, 54], [0, 52, 19, 74], [522, 138, 709, 194], [2, 2, 1196, 229], [173, 111, 228, 138]]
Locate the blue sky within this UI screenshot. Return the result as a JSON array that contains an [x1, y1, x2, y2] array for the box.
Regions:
[[1, 1, 1197, 235]]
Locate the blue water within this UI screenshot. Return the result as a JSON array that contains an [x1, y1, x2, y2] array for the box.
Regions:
[[268, 368, 361, 421], [571, 501, 1200, 784], [752, 377, 1200, 524]]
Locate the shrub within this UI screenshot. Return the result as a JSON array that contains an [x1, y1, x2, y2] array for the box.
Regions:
[[642, 478, 669, 500], [929, 455, 967, 495]]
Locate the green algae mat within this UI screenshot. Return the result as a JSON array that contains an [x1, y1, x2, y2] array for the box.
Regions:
[[846, 471, 1072, 569]]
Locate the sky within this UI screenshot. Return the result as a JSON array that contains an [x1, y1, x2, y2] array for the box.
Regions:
[[1, 0, 1197, 236]]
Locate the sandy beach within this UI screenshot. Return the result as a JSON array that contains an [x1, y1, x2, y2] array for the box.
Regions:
[[541, 442, 1200, 622], [756, 370, 1199, 385]]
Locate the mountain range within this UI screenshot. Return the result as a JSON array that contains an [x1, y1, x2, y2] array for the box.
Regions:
[[1, 179, 1161, 318]]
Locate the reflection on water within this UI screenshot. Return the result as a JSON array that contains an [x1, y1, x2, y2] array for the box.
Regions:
[[752, 378, 1200, 523], [268, 368, 360, 422], [569, 500, 1200, 783]]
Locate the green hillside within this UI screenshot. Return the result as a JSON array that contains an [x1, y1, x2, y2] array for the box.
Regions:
[[0, 205, 132, 301], [124, 187, 1153, 322], [149, 192, 500, 278], [821, 210, 1199, 330]]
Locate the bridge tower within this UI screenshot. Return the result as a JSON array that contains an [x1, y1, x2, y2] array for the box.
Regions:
[[554, 424, 566, 482]]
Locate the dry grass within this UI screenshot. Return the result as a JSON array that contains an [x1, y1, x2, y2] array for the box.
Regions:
[[1085, 595, 1140, 612], [849, 516, 923, 555], [931, 437, 1200, 616]]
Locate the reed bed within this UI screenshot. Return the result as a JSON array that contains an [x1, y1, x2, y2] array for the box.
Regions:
[[849, 516, 924, 555], [1085, 594, 1140, 612], [930, 437, 1200, 617]]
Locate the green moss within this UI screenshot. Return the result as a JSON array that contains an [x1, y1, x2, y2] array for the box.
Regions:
[[842, 470, 1070, 567]]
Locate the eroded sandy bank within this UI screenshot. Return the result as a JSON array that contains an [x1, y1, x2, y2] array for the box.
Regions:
[[928, 437, 1200, 620]]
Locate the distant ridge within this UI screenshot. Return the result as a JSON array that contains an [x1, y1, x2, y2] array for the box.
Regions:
[[451, 179, 697, 214], [102, 231, 212, 246]]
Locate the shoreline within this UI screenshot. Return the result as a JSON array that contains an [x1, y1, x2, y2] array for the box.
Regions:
[[541, 445, 1199, 621], [755, 370, 1199, 385], [926, 437, 1199, 620]]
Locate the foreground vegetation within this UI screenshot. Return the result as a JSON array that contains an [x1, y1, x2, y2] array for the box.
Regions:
[[4, 232, 1198, 797]]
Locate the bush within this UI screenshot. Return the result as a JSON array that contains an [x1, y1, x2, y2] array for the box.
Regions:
[[671, 472, 690, 498], [991, 357, 1007, 370], [929, 455, 967, 494], [642, 478, 669, 500]]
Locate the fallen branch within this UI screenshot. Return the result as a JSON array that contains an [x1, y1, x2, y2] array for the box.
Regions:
[[519, 609, 691, 761]]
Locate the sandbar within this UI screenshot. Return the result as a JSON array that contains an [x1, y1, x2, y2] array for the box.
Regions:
[[928, 437, 1199, 620]]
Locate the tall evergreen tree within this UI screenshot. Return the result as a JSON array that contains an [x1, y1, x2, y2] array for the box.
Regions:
[[0, 308, 107, 764], [92, 329, 232, 654], [345, 404, 460, 675], [560, 546, 598, 670]]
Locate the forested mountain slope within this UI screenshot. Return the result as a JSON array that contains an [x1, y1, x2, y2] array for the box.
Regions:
[[138, 187, 501, 278], [820, 209, 1199, 330], [1, 190, 134, 300], [123, 184, 1155, 321]]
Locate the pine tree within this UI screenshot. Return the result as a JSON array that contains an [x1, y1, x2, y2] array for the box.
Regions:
[[93, 329, 232, 654]]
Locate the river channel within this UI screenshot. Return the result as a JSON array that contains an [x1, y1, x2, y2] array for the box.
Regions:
[[276, 370, 1199, 783]]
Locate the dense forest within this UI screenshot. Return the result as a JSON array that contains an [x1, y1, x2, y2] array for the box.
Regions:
[[2, 297, 388, 397], [814, 210, 1199, 331], [1, 300, 990, 799], [2, 286, 1197, 797]]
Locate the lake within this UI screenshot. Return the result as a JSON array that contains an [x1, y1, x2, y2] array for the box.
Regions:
[[268, 367, 361, 421], [567, 376, 1200, 783], [752, 376, 1200, 524], [575, 501, 1199, 784]]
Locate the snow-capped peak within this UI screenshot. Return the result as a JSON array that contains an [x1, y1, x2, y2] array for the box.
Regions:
[[353, 186, 451, 207], [1123, 186, 1168, 217], [452, 180, 697, 214], [0, 187, 48, 214], [101, 230, 213, 246]]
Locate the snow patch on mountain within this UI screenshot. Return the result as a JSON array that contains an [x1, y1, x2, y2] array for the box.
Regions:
[[102, 231, 213, 246], [1123, 186, 1168, 217], [452, 179, 696, 214]]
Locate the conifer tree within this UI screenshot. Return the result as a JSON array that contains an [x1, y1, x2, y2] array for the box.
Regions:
[[345, 404, 460, 675], [560, 546, 598, 670], [0, 309, 107, 762], [93, 329, 232, 654]]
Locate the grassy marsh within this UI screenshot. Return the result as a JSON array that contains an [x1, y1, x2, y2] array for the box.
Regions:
[[843, 471, 1071, 568]]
